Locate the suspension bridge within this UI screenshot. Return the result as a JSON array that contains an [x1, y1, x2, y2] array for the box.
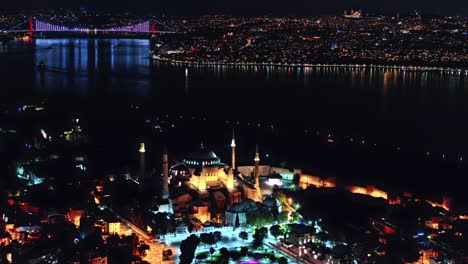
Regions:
[[1, 18, 178, 35]]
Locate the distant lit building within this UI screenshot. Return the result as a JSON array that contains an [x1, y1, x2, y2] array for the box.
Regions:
[[344, 10, 363, 19], [347, 185, 388, 200], [108, 222, 120, 235], [287, 224, 314, 246], [15, 165, 44, 186], [299, 174, 336, 189], [67, 208, 85, 227], [63, 118, 87, 143], [90, 256, 108, 264], [266, 173, 283, 186], [175, 222, 189, 234]]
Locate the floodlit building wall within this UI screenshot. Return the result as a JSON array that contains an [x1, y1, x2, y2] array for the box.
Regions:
[[347, 185, 388, 200], [299, 174, 336, 189]]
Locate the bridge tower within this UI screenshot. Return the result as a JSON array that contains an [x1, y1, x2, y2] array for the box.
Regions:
[[151, 21, 156, 37], [29, 18, 34, 37]]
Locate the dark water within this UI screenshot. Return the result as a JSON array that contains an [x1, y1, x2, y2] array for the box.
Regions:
[[1, 39, 468, 204]]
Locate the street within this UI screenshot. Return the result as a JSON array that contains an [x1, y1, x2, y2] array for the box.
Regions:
[[106, 206, 175, 263]]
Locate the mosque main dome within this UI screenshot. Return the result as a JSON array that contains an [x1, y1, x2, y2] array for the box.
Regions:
[[183, 147, 223, 168]]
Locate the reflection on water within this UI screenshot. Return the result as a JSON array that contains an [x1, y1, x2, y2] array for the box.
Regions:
[[180, 63, 467, 101], [34, 39, 151, 96], [0, 38, 467, 99]]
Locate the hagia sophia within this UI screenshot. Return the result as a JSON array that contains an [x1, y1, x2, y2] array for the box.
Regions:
[[149, 131, 281, 228]]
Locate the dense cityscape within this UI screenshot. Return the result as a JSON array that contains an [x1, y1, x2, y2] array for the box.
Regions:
[[0, 5, 468, 264], [153, 13, 468, 68], [1, 10, 467, 68]]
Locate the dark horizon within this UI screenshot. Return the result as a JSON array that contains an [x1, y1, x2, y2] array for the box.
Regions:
[[1, 0, 467, 17]]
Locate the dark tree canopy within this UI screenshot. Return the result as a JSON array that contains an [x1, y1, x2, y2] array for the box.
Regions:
[[270, 225, 283, 239], [253, 227, 268, 248], [179, 234, 200, 264], [239, 231, 249, 240]]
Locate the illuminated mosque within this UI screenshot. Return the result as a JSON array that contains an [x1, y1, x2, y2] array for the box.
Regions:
[[174, 144, 235, 192], [148, 131, 272, 226], [169, 132, 263, 203]]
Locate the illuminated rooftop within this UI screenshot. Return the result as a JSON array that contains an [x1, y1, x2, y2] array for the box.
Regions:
[[182, 148, 223, 167]]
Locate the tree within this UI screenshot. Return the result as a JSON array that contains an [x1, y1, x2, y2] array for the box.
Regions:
[[386, 235, 421, 263], [180, 234, 200, 264], [209, 247, 215, 256], [316, 231, 330, 244], [277, 211, 289, 223], [213, 231, 222, 242], [195, 252, 208, 263], [163, 249, 173, 260], [293, 173, 301, 186], [275, 191, 288, 206], [220, 247, 230, 260], [331, 244, 349, 261], [269, 254, 277, 262], [278, 256, 288, 264], [248, 210, 274, 228], [240, 246, 249, 256], [200, 233, 216, 247], [108, 244, 133, 264], [290, 211, 302, 223], [152, 212, 172, 236], [80, 226, 104, 251], [239, 231, 248, 241], [138, 244, 150, 257], [282, 225, 291, 240], [270, 225, 283, 239], [253, 227, 268, 248], [107, 234, 120, 246]]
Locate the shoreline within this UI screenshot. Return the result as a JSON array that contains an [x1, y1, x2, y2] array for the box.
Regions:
[[152, 56, 468, 75]]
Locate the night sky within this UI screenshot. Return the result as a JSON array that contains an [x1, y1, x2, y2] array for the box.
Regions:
[[3, 0, 468, 16]]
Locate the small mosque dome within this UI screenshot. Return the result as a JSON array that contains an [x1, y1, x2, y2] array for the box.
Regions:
[[227, 202, 247, 213], [240, 199, 258, 212], [263, 197, 282, 213]]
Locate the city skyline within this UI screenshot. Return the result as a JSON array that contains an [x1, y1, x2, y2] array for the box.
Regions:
[[1, 1, 468, 17]]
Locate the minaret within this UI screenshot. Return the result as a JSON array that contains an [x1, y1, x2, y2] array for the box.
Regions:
[[226, 168, 234, 190], [231, 130, 236, 170], [139, 143, 145, 181], [254, 145, 260, 188], [253, 145, 262, 201], [162, 147, 169, 199]]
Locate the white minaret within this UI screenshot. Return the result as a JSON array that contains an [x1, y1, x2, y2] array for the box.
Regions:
[[162, 147, 169, 199], [254, 144, 260, 188], [139, 143, 145, 181], [254, 144, 262, 201], [231, 130, 236, 170]]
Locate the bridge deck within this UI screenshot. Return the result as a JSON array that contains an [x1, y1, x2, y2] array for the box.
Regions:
[[2, 19, 180, 34]]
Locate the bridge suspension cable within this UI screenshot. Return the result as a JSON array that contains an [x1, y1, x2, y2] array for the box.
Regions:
[[2, 19, 179, 34]]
